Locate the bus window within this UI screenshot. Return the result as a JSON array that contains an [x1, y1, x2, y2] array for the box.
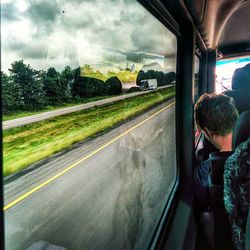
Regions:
[[194, 54, 201, 145], [194, 54, 200, 102], [2, 0, 177, 249], [216, 56, 250, 93]]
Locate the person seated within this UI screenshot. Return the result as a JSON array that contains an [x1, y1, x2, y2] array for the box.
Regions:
[[193, 93, 239, 212], [224, 138, 250, 250]]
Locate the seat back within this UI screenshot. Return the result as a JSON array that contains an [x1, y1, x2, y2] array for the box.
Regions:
[[223, 90, 250, 114], [246, 208, 250, 250], [223, 63, 250, 114], [231, 63, 250, 91], [232, 111, 250, 149], [209, 152, 234, 250], [208, 111, 250, 249]]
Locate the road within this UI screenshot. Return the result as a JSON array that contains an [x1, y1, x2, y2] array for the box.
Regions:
[[4, 99, 176, 250], [2, 86, 171, 130]]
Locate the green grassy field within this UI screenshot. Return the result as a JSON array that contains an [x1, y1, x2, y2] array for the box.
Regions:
[[3, 87, 175, 177], [81, 66, 138, 83]]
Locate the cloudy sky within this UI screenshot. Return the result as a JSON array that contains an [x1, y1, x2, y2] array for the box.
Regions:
[[1, 0, 177, 73]]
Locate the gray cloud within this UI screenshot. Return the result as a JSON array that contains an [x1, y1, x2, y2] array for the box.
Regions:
[[4, 40, 26, 51], [2, 0, 176, 72], [18, 43, 48, 59], [27, 0, 60, 22], [1, 2, 21, 21], [25, 0, 60, 36]]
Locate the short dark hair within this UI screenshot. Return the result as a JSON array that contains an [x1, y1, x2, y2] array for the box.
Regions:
[[194, 93, 239, 136]]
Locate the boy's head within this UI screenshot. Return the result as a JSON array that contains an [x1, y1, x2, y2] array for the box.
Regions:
[[194, 93, 239, 149]]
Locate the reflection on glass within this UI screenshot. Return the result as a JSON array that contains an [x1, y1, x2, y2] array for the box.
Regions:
[[194, 55, 200, 145], [2, 0, 177, 249], [194, 55, 200, 101]]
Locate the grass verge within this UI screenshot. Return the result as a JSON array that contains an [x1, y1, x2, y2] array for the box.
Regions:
[[3, 87, 175, 177]]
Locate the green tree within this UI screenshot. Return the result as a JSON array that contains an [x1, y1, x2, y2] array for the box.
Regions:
[[9, 60, 46, 110], [72, 67, 107, 98], [106, 76, 122, 95], [84, 77, 107, 97], [61, 66, 74, 100], [82, 64, 94, 76], [93, 78, 108, 96], [137, 69, 176, 87], [1, 71, 23, 112], [72, 67, 85, 99], [44, 67, 67, 104]]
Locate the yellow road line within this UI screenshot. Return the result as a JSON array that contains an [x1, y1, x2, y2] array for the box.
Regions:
[[4, 101, 175, 211]]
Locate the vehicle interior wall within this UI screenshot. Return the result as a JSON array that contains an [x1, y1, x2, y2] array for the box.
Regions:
[[160, 23, 197, 250], [137, 1, 199, 249], [218, 0, 250, 57], [141, 0, 250, 249], [173, 1, 250, 250], [139, 1, 205, 249]]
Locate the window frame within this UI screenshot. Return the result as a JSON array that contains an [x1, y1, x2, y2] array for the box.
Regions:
[[136, 0, 181, 248]]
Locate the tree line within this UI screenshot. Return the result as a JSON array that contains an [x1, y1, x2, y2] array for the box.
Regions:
[[137, 69, 176, 86], [1, 60, 123, 113], [1, 60, 176, 114]]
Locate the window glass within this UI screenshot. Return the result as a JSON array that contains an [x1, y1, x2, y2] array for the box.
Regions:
[[216, 56, 250, 93], [194, 54, 200, 102], [194, 55, 200, 144], [2, 0, 177, 249]]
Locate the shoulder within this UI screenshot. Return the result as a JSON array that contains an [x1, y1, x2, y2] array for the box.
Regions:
[[194, 159, 211, 187]]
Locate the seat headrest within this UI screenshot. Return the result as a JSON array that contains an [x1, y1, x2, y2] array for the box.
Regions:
[[223, 90, 250, 114], [232, 63, 250, 90], [232, 111, 250, 150]]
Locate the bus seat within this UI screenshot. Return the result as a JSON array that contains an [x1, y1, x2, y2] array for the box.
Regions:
[[223, 90, 250, 114], [232, 110, 250, 149], [195, 134, 218, 165], [231, 63, 250, 91], [246, 208, 250, 250], [207, 110, 250, 249], [223, 63, 250, 114], [208, 152, 234, 250]]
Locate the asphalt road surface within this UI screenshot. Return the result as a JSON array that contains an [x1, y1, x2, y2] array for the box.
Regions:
[[4, 99, 176, 250], [2, 86, 171, 130]]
